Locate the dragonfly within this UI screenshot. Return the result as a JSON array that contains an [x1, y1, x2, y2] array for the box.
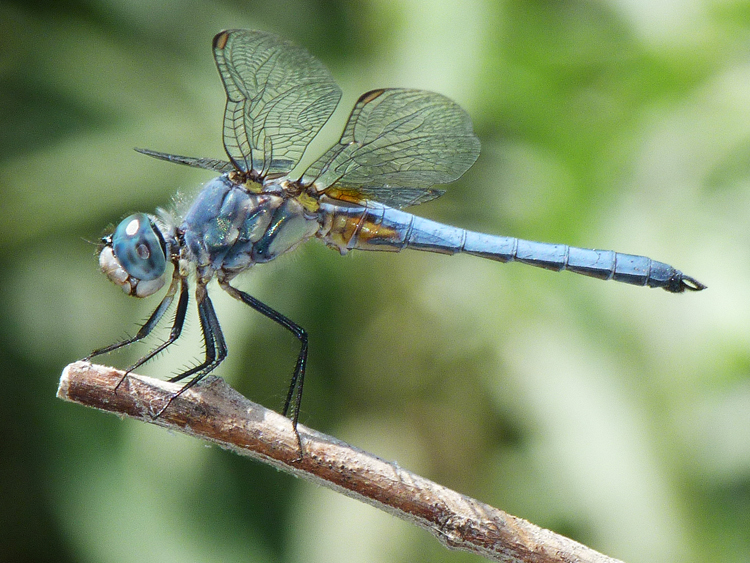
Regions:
[[86, 29, 705, 431]]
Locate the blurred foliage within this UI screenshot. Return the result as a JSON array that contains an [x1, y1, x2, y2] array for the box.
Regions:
[[1, 0, 749, 562]]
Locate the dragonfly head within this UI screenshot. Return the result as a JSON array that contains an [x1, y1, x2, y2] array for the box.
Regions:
[[99, 213, 168, 298]]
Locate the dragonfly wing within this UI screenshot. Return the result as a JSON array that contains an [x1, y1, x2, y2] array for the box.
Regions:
[[213, 29, 342, 177], [301, 89, 480, 208], [135, 148, 236, 173]]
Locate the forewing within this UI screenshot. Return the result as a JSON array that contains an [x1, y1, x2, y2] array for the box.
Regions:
[[213, 30, 342, 177], [301, 89, 480, 208], [135, 148, 236, 173]]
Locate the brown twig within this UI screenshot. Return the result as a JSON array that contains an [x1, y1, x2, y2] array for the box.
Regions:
[[57, 361, 624, 563]]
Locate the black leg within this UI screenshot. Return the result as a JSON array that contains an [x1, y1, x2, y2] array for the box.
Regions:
[[125, 278, 189, 375], [167, 283, 227, 384], [85, 271, 181, 360], [153, 283, 227, 417], [218, 279, 308, 430]]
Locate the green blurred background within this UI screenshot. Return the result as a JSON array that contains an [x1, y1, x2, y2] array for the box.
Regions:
[[1, 0, 748, 562]]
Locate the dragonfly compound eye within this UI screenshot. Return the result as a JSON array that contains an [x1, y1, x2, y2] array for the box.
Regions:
[[100, 213, 167, 297]]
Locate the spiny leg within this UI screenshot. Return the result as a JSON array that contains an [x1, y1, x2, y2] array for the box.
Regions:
[[85, 271, 183, 395], [120, 277, 189, 386], [219, 280, 309, 431], [153, 283, 227, 417], [85, 272, 181, 361]]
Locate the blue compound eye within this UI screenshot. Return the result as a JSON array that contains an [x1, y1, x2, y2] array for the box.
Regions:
[[112, 213, 166, 281]]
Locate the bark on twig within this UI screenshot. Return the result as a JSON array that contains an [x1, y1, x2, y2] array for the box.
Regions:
[[58, 361, 624, 563]]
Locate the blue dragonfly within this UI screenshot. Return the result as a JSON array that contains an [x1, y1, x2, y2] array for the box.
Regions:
[[86, 29, 705, 429]]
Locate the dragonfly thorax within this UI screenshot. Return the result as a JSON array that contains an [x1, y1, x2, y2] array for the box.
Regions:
[[181, 175, 320, 277]]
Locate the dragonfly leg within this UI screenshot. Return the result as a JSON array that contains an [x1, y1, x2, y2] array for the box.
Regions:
[[85, 272, 183, 395], [219, 279, 308, 448], [120, 277, 189, 386], [154, 283, 227, 417]]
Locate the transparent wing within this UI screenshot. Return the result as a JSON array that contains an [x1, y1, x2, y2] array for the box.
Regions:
[[135, 148, 236, 173], [213, 29, 342, 178], [301, 89, 480, 208]]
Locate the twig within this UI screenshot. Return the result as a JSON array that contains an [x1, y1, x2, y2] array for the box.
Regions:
[[58, 361, 624, 563]]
